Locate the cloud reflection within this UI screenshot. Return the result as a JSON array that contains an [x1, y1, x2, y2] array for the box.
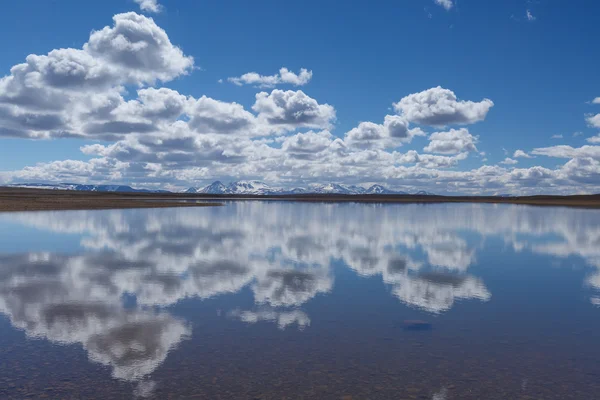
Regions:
[[0, 254, 190, 383], [228, 308, 310, 330], [2, 201, 600, 387]]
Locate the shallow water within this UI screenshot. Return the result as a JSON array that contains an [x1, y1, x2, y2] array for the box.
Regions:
[[0, 202, 599, 399]]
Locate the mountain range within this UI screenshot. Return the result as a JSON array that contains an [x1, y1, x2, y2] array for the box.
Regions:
[[185, 180, 435, 195], [5, 181, 435, 196], [5, 183, 170, 193]]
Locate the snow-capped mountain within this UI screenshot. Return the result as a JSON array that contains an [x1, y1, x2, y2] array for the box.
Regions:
[[186, 181, 431, 196], [227, 180, 277, 195], [186, 181, 229, 194], [365, 184, 407, 195], [6, 181, 435, 196], [6, 183, 169, 193], [310, 183, 359, 194], [186, 180, 282, 195]]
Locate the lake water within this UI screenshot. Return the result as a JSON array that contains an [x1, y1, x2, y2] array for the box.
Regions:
[[0, 202, 599, 399]]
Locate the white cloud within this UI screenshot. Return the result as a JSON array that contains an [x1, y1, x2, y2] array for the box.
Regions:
[[587, 136, 600, 144], [587, 113, 600, 128], [501, 158, 518, 165], [84, 13, 193, 84], [532, 145, 600, 160], [3, 11, 600, 195], [424, 128, 478, 154], [526, 9, 536, 21], [396, 150, 468, 168], [0, 12, 193, 139], [344, 122, 387, 150], [593, 97, 600, 105], [551, 134, 563, 139], [342, 115, 425, 151], [228, 67, 312, 88], [513, 150, 533, 158], [281, 130, 334, 158], [393, 87, 494, 127], [253, 89, 336, 131], [434, 0, 453, 11], [228, 309, 310, 330], [187, 95, 257, 135], [134, 0, 162, 13]]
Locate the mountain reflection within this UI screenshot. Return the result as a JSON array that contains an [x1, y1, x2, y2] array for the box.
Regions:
[[1, 202, 600, 387]]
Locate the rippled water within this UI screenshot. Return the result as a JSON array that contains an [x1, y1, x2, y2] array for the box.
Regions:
[[0, 202, 599, 399]]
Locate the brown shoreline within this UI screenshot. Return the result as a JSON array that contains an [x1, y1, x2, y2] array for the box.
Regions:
[[2, 187, 600, 211], [0, 187, 222, 212]]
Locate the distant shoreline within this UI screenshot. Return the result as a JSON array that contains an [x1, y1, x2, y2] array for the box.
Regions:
[[1, 187, 600, 212], [0, 187, 222, 212]]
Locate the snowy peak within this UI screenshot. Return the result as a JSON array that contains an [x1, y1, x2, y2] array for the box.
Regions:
[[310, 183, 356, 194], [187, 181, 229, 194], [187, 181, 435, 196], [6, 181, 435, 196], [189, 180, 280, 195], [226, 180, 276, 195], [365, 184, 406, 195]]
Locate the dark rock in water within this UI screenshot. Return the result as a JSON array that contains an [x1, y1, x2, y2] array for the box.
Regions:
[[402, 320, 432, 331]]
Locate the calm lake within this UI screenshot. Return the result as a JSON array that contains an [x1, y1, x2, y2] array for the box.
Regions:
[[0, 202, 599, 399]]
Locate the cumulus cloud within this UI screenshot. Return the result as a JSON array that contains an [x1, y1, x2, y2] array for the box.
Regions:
[[393, 87, 494, 127], [134, 0, 162, 13], [593, 98, 600, 105], [3, 11, 600, 196], [0, 12, 193, 139], [424, 128, 478, 154], [587, 136, 600, 144], [187, 95, 257, 135], [84, 13, 193, 83], [513, 150, 533, 158], [228, 67, 312, 88], [587, 113, 600, 128], [344, 122, 386, 150], [434, 0, 453, 10], [343, 115, 424, 150], [253, 89, 336, 131], [397, 150, 468, 169], [281, 130, 334, 158], [501, 158, 518, 165]]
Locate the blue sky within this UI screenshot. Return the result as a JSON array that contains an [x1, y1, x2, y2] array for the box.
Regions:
[[0, 0, 599, 194]]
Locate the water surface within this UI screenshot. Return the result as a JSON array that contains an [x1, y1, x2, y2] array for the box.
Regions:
[[0, 202, 599, 399]]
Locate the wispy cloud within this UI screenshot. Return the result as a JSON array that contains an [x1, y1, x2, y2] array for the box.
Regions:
[[434, 0, 453, 11], [134, 0, 162, 13], [227, 68, 312, 88], [514, 150, 533, 159]]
